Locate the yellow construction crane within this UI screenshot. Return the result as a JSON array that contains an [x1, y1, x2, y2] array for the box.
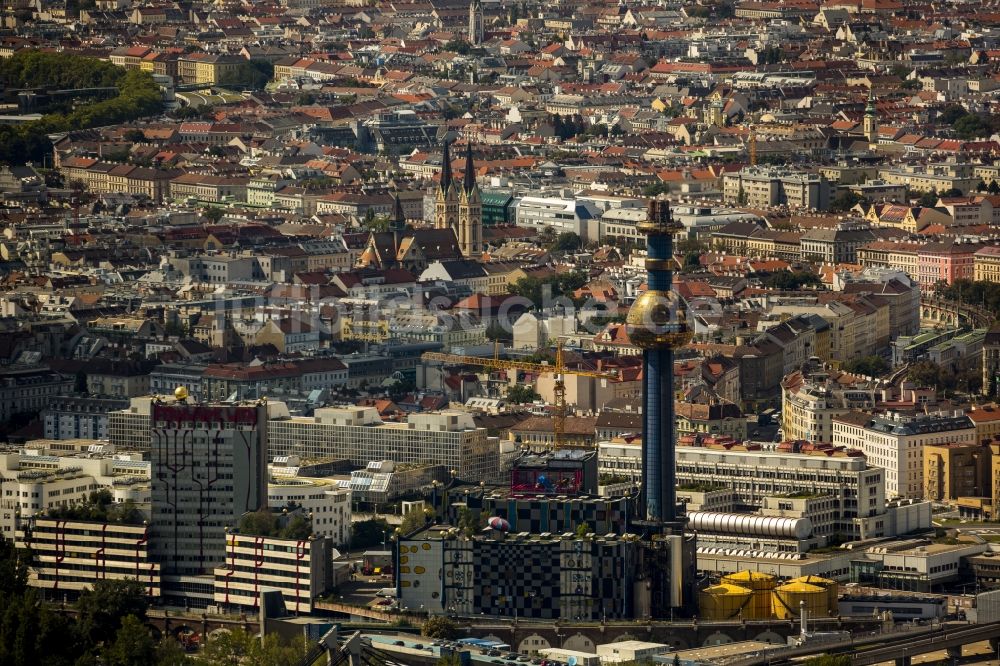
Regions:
[[422, 342, 619, 449]]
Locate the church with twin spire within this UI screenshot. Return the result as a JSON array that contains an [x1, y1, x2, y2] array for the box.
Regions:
[[355, 140, 482, 273], [434, 139, 482, 258]]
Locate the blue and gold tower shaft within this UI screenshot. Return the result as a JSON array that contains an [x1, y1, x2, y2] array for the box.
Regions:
[[625, 200, 692, 525]]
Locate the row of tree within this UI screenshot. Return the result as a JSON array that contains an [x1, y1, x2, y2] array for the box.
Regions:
[[935, 279, 1000, 317], [0, 52, 164, 165], [0, 536, 313, 666]]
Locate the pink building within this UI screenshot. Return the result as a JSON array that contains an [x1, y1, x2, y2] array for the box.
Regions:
[[916, 241, 983, 290]]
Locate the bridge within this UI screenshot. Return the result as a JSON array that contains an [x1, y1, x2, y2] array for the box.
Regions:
[[920, 297, 994, 329], [139, 608, 886, 658], [727, 621, 1000, 666], [851, 621, 1000, 666]]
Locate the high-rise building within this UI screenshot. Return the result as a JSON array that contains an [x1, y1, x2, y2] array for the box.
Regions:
[[923, 442, 991, 502], [149, 391, 268, 583]]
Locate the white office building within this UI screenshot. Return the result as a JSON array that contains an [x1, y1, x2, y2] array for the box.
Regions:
[[514, 196, 602, 241], [268, 466, 351, 547], [268, 407, 497, 481], [832, 410, 975, 499], [598, 440, 926, 541], [0, 444, 150, 540]]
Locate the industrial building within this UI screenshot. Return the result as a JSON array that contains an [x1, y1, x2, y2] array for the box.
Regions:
[[398, 200, 698, 620], [599, 439, 933, 543]]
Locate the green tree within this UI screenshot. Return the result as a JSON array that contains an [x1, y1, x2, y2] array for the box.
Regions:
[[989, 180, 1000, 195], [154, 638, 190, 666], [198, 628, 254, 666], [642, 182, 669, 197], [804, 656, 851, 666], [575, 522, 590, 538], [485, 321, 512, 343], [75, 579, 149, 646], [456, 507, 484, 537], [549, 231, 582, 252], [422, 615, 459, 640], [506, 384, 540, 404], [830, 190, 863, 212], [399, 508, 431, 534], [122, 129, 145, 143], [907, 360, 945, 389], [843, 355, 889, 377], [0, 537, 27, 596], [443, 39, 472, 55], [102, 615, 155, 666], [759, 270, 822, 290], [350, 518, 392, 549], [939, 104, 969, 125], [203, 206, 225, 223], [917, 189, 939, 207]]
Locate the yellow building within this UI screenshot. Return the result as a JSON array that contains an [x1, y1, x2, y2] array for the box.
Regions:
[[340, 306, 390, 343], [974, 247, 1000, 283], [178, 54, 245, 85], [923, 442, 991, 502], [970, 404, 1000, 443]]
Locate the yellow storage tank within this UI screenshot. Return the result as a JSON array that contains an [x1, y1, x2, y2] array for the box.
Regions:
[[698, 583, 753, 621], [789, 575, 839, 616], [772, 581, 827, 620], [721, 571, 776, 619]]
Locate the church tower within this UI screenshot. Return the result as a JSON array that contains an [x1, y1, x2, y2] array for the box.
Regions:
[[390, 190, 406, 268], [434, 140, 458, 232], [469, 0, 483, 46], [863, 88, 878, 149], [458, 142, 482, 257]]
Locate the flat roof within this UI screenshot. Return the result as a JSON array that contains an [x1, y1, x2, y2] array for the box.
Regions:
[[661, 641, 779, 661]]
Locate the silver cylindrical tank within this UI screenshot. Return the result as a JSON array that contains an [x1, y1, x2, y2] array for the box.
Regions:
[[687, 511, 813, 540]]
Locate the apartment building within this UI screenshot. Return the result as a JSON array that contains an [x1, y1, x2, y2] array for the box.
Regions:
[[267, 472, 351, 547], [0, 446, 150, 540], [0, 367, 74, 424], [213, 532, 333, 614], [974, 246, 1000, 282], [923, 442, 991, 502], [515, 196, 602, 241], [17, 518, 160, 598], [41, 396, 129, 440], [268, 406, 497, 480], [878, 163, 980, 195], [781, 370, 879, 444], [722, 167, 830, 210], [832, 410, 976, 498]]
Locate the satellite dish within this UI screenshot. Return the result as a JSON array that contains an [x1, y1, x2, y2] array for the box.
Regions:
[[568, 658, 578, 666]]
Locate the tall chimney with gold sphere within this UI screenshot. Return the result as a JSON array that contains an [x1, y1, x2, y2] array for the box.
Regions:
[[625, 198, 692, 526]]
